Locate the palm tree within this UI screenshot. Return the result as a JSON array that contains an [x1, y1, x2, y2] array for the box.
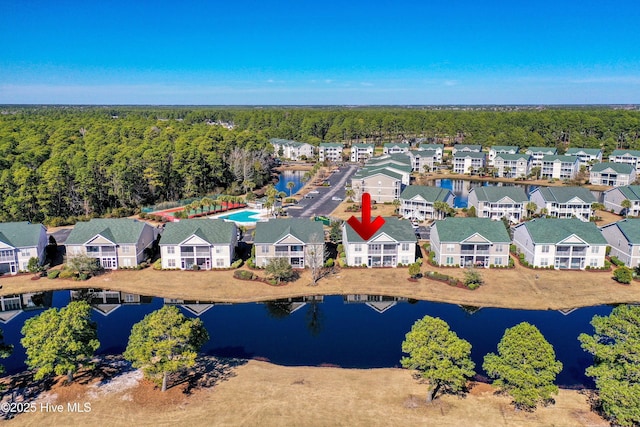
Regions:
[[525, 202, 538, 218], [433, 201, 450, 219], [302, 171, 312, 184], [392, 198, 401, 215], [621, 199, 632, 217], [286, 181, 295, 197], [201, 197, 214, 214], [422, 164, 431, 174], [345, 188, 355, 202]]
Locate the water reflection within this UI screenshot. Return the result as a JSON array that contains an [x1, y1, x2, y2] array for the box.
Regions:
[[70, 290, 152, 316], [275, 170, 306, 195], [343, 294, 409, 313], [0, 292, 53, 323]]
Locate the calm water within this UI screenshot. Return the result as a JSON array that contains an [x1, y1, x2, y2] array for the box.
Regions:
[[275, 170, 305, 196], [1, 291, 613, 387]]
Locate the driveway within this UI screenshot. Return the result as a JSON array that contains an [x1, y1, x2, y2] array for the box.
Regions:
[[288, 165, 358, 218]]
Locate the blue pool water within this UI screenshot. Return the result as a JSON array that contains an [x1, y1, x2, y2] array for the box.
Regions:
[[215, 209, 261, 223]]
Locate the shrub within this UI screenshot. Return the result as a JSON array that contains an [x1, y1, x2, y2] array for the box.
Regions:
[[614, 266, 633, 284], [231, 259, 244, 269], [59, 269, 76, 279], [609, 256, 625, 267], [233, 270, 255, 280], [191, 264, 200, 271], [153, 259, 162, 270], [324, 258, 334, 268], [509, 244, 516, 253], [247, 257, 256, 268], [78, 273, 89, 281], [47, 270, 60, 279]]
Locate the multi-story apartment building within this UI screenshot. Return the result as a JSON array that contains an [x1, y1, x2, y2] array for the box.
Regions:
[[467, 186, 529, 223], [589, 162, 636, 186], [318, 142, 343, 163], [0, 222, 48, 275], [492, 153, 532, 178], [539, 155, 580, 180], [399, 186, 455, 221], [254, 218, 324, 268], [342, 217, 417, 267], [600, 219, 640, 268], [526, 147, 557, 167], [603, 185, 640, 216], [564, 148, 603, 168], [609, 149, 640, 172], [488, 146, 519, 165], [529, 187, 596, 221], [453, 152, 486, 174], [383, 143, 410, 154], [270, 138, 315, 161], [350, 144, 375, 162]]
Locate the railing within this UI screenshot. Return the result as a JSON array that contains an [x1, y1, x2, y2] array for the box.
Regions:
[[0, 256, 15, 263]]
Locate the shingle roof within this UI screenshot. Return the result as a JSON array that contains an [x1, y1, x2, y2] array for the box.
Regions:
[[351, 144, 374, 149], [383, 143, 409, 148], [0, 222, 45, 248], [610, 149, 640, 157], [565, 148, 602, 155], [494, 153, 531, 161], [432, 217, 511, 243], [470, 186, 529, 203], [616, 185, 640, 200], [319, 142, 343, 148], [608, 219, 640, 244], [400, 185, 453, 202], [518, 218, 606, 244], [533, 186, 597, 203], [270, 138, 312, 148], [527, 146, 557, 154], [353, 167, 403, 180], [66, 219, 151, 245], [159, 219, 235, 245], [590, 162, 635, 174], [540, 154, 578, 163], [417, 143, 444, 151], [344, 216, 417, 243], [254, 218, 324, 244], [453, 151, 486, 159]]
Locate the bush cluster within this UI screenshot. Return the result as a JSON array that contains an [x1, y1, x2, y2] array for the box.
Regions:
[[233, 270, 255, 280]]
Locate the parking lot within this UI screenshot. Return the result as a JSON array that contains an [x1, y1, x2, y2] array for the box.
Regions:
[[287, 165, 358, 218]]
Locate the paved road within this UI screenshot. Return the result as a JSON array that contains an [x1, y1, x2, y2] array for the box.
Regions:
[[287, 165, 358, 218]]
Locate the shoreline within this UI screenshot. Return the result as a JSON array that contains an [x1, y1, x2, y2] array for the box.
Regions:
[[1, 265, 639, 310]]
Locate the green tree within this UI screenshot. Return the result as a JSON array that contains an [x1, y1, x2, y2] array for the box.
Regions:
[[286, 181, 295, 197], [265, 257, 295, 284], [0, 327, 12, 379], [27, 256, 42, 273], [67, 253, 103, 275], [408, 262, 421, 278], [525, 201, 538, 217], [613, 266, 633, 284], [463, 267, 484, 289], [401, 315, 475, 402], [328, 221, 342, 244], [483, 322, 562, 410], [124, 305, 209, 392], [579, 305, 640, 426], [20, 301, 99, 383], [621, 199, 632, 216]]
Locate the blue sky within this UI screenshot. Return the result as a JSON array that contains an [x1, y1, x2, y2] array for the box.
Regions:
[[1, 0, 639, 104]]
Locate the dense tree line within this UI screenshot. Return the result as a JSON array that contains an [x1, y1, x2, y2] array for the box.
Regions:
[[1, 105, 639, 223], [0, 107, 274, 224]]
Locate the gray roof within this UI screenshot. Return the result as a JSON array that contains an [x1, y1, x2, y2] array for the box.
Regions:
[[270, 138, 312, 148], [432, 217, 510, 243], [494, 153, 531, 161], [470, 186, 529, 203], [254, 218, 324, 244], [344, 216, 417, 243], [590, 162, 635, 174], [527, 146, 557, 154], [603, 219, 640, 245], [383, 143, 409, 148], [0, 222, 45, 248], [565, 147, 602, 156], [417, 143, 444, 151], [611, 149, 640, 157], [160, 219, 235, 245], [400, 185, 454, 202], [517, 218, 607, 245], [351, 143, 374, 149], [66, 218, 151, 245], [533, 186, 597, 203]]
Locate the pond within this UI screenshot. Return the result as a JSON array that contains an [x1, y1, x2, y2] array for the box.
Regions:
[[274, 170, 306, 196], [434, 179, 536, 208], [0, 291, 613, 387]]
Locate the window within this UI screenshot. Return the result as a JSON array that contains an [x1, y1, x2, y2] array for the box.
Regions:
[[215, 246, 222, 254], [261, 245, 269, 253], [354, 256, 362, 265], [167, 259, 176, 267], [216, 259, 224, 267], [167, 246, 175, 254], [446, 256, 454, 265], [447, 244, 455, 253], [541, 245, 549, 253], [495, 244, 503, 252], [540, 258, 548, 266], [124, 294, 135, 303], [354, 244, 362, 252], [590, 259, 598, 267], [122, 246, 130, 254], [122, 258, 132, 267], [494, 257, 502, 265], [401, 243, 410, 251], [401, 257, 409, 264], [591, 246, 599, 254]]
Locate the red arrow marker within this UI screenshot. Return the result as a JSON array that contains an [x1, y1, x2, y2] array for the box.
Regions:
[[347, 192, 386, 240]]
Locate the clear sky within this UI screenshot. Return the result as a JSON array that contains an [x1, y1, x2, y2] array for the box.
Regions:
[[1, 0, 639, 105]]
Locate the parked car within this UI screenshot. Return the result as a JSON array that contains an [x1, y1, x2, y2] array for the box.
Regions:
[[309, 190, 320, 194], [332, 196, 343, 201], [304, 194, 314, 199]]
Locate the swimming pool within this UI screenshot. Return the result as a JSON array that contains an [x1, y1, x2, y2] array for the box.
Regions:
[[212, 209, 263, 224]]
